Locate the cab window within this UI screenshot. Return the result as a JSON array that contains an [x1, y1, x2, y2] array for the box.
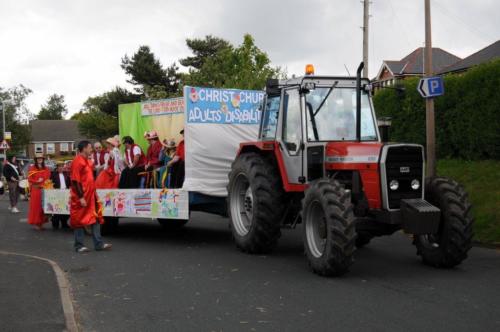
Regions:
[[261, 95, 280, 140]]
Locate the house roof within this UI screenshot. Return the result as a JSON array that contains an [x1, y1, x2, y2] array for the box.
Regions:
[[439, 40, 500, 74], [31, 120, 88, 142], [375, 47, 461, 80]]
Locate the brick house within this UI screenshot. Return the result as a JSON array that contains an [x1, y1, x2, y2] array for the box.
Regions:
[[29, 120, 89, 159], [372, 47, 461, 92]]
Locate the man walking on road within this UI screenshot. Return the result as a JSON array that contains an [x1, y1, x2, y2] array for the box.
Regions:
[[70, 140, 112, 253], [3, 155, 21, 213]]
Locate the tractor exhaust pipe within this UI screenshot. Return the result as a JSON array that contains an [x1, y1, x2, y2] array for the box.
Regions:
[[356, 62, 364, 142]]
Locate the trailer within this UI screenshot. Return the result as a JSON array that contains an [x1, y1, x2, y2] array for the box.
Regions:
[[43, 86, 265, 231]]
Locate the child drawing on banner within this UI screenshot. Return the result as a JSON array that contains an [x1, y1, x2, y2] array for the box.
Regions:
[[158, 190, 179, 218], [113, 192, 127, 216]]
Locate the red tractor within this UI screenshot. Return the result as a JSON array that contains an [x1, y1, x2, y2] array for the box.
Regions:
[[227, 63, 473, 276]]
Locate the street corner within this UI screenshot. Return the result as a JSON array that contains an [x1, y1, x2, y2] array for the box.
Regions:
[[0, 251, 77, 332]]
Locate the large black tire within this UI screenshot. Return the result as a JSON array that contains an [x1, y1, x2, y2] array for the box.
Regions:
[[227, 152, 285, 254], [157, 218, 188, 229], [414, 177, 473, 268], [302, 179, 356, 276], [101, 217, 119, 236]]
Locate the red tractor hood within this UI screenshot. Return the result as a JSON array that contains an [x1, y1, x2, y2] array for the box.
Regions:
[[325, 142, 383, 164]]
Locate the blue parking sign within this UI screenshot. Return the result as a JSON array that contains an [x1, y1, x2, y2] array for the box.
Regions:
[[418, 76, 444, 98]]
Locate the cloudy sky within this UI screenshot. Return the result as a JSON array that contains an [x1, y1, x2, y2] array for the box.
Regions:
[[0, 0, 498, 116]]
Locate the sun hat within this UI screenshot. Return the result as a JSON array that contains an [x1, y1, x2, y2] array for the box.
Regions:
[[148, 130, 158, 139], [106, 135, 121, 147], [161, 138, 176, 148]]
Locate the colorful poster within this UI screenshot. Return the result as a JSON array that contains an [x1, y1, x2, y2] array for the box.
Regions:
[[141, 98, 184, 116], [119, 101, 184, 152], [184, 86, 264, 125], [43, 189, 189, 220]]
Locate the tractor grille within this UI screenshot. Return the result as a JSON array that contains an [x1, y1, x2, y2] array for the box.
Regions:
[[382, 145, 424, 209]]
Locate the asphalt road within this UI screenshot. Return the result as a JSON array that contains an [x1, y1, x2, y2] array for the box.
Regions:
[[1, 198, 499, 332]]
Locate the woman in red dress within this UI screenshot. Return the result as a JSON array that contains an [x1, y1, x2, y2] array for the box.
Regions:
[[28, 153, 51, 230], [95, 137, 120, 189]]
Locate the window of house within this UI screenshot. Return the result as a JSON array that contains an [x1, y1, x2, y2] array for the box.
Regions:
[[60, 142, 69, 152], [35, 143, 43, 153], [46, 143, 55, 154]]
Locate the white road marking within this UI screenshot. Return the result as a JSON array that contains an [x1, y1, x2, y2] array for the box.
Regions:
[[0, 251, 79, 332], [19, 218, 28, 223]]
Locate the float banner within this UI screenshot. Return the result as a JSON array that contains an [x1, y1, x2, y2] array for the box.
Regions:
[[43, 189, 189, 220], [183, 86, 263, 197], [119, 99, 185, 152], [185, 86, 264, 124], [141, 97, 184, 116]]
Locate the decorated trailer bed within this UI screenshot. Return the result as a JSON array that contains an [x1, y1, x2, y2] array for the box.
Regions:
[[42, 86, 264, 228]]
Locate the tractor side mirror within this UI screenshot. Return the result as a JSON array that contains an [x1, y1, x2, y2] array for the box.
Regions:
[[377, 117, 392, 143]]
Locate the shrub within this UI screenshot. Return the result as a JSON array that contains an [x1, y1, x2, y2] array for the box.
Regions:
[[373, 59, 500, 160]]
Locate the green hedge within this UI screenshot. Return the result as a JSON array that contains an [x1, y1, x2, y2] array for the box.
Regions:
[[373, 59, 500, 160]]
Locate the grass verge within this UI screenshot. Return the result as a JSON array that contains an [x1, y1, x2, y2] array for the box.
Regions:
[[437, 159, 500, 246]]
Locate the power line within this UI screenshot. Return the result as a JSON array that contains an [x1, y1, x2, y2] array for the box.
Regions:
[[388, 0, 412, 50], [433, 0, 495, 43]]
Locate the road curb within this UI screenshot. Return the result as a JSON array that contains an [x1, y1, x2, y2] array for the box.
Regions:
[[0, 250, 79, 332]]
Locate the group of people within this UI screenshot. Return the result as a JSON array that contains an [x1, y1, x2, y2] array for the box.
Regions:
[[93, 129, 185, 190], [2, 130, 185, 252]]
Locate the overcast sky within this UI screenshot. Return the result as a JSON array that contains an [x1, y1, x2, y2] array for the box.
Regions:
[[0, 0, 498, 116]]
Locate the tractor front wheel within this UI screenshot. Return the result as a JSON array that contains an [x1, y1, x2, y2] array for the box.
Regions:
[[302, 179, 356, 276], [228, 152, 284, 254], [414, 177, 473, 268]]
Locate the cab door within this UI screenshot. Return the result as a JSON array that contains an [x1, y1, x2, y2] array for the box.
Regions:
[[277, 88, 304, 184]]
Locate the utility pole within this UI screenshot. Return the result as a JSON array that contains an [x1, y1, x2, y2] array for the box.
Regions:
[[424, 0, 436, 177], [362, 0, 370, 78]]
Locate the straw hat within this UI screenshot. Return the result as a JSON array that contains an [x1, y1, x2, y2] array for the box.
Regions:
[[148, 130, 159, 139], [161, 138, 176, 148], [34, 152, 45, 160], [106, 135, 121, 147]]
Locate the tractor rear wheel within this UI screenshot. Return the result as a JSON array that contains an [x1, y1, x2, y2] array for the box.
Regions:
[[228, 152, 284, 254], [302, 179, 356, 276], [414, 177, 473, 268]]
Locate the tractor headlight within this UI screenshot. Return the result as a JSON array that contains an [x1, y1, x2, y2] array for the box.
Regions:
[[411, 179, 420, 190], [389, 180, 399, 191]]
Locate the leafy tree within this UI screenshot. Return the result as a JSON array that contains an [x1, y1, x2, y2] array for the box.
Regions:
[[76, 87, 141, 139], [0, 85, 34, 153], [121, 46, 166, 91], [180, 35, 231, 69], [77, 110, 118, 140], [121, 46, 181, 98], [82, 87, 140, 117], [37, 94, 68, 120], [184, 34, 283, 90]]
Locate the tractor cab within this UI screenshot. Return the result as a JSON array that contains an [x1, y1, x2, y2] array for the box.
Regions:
[[259, 65, 379, 187]]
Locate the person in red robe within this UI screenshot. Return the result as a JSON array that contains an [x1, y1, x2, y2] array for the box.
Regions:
[[144, 130, 163, 188], [27, 153, 51, 230], [95, 138, 120, 189], [70, 140, 111, 253]]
